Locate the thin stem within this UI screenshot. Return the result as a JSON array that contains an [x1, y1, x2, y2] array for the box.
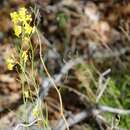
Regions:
[[36, 29, 69, 130]]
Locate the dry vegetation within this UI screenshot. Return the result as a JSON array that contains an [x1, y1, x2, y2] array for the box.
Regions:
[[0, 0, 130, 130]]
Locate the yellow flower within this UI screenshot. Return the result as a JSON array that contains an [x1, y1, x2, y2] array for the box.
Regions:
[[25, 14, 32, 22], [24, 23, 32, 35], [32, 106, 39, 117], [10, 12, 19, 24], [10, 7, 34, 37], [21, 51, 28, 63], [18, 7, 32, 23], [19, 7, 27, 20], [14, 25, 22, 37], [8, 63, 14, 70], [24, 91, 29, 98], [6, 58, 15, 70]]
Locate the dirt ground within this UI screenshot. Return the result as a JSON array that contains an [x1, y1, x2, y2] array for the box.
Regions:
[[0, 0, 130, 130]]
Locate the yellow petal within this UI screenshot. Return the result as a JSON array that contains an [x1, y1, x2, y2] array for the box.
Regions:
[[22, 51, 28, 62], [24, 23, 32, 35], [24, 91, 29, 98], [6, 58, 15, 70], [10, 12, 19, 24], [19, 7, 26, 19], [8, 63, 14, 70], [14, 25, 22, 37]]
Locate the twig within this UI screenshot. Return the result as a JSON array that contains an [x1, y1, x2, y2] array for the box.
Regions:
[[36, 28, 70, 130], [14, 118, 42, 130], [93, 47, 130, 59], [54, 110, 89, 130], [39, 57, 84, 99], [96, 69, 111, 103], [99, 105, 130, 115]]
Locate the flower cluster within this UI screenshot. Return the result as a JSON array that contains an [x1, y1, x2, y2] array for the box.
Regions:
[[7, 7, 33, 70], [6, 50, 28, 70], [10, 7, 34, 37]]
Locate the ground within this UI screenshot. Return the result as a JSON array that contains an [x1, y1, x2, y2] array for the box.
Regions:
[[0, 0, 130, 130]]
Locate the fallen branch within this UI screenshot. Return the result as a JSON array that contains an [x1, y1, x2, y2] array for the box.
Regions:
[[96, 69, 111, 103], [98, 105, 130, 115], [14, 118, 43, 130], [54, 110, 89, 130], [39, 57, 84, 100]]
